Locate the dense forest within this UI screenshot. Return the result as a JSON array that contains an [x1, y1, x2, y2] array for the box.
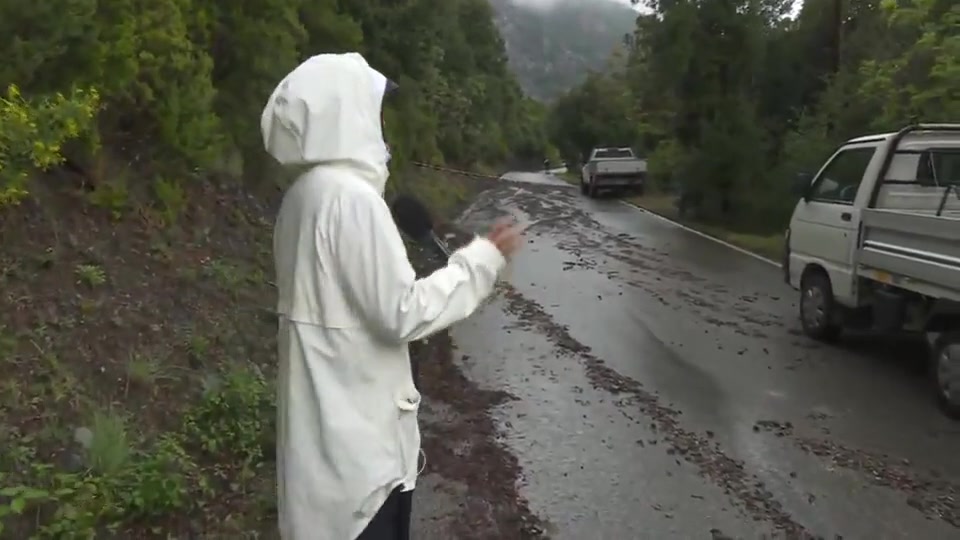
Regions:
[[549, 0, 959, 233], [488, 0, 639, 101], [0, 0, 553, 210]]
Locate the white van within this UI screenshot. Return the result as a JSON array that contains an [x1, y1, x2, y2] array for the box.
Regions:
[[783, 124, 960, 417]]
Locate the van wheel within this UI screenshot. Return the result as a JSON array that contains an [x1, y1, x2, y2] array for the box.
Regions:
[[800, 270, 841, 342], [932, 332, 960, 419]]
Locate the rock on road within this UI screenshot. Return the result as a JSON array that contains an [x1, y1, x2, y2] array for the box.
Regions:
[[415, 170, 960, 539]]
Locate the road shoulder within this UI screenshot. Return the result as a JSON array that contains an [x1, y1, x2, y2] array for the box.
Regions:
[[405, 176, 547, 539], [556, 173, 783, 264], [625, 194, 783, 262]]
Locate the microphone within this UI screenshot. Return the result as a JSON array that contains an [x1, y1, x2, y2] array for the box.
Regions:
[[390, 194, 450, 256], [389, 193, 445, 391], [390, 194, 433, 240]]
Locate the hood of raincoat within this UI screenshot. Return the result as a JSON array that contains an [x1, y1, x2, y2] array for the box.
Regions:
[[261, 52, 392, 193]]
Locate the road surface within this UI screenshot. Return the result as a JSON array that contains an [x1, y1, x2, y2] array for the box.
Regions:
[[415, 170, 960, 539]]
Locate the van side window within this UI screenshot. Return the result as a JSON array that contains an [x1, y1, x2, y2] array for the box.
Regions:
[[809, 147, 877, 204], [919, 149, 960, 186]]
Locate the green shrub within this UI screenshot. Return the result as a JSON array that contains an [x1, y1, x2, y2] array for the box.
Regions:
[[0, 427, 195, 538], [181, 365, 274, 477], [0, 85, 99, 206]]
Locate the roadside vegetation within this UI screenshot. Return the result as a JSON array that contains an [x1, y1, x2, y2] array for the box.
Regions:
[[549, 0, 959, 254], [625, 193, 784, 261], [0, 1, 551, 536], [557, 173, 783, 260]]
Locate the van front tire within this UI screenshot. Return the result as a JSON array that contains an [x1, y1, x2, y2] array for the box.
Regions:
[[800, 271, 842, 342], [932, 332, 960, 420]]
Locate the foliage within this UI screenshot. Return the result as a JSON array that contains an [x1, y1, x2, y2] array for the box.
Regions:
[[0, 364, 271, 537], [181, 366, 274, 476], [860, 0, 960, 128], [549, 0, 960, 232], [0, 433, 194, 539], [0, 85, 99, 206], [0, 0, 551, 208]]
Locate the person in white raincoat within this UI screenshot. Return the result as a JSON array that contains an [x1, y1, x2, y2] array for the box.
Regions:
[[262, 52, 523, 540]]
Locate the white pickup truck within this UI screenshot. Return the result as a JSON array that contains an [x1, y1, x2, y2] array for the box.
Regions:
[[783, 124, 960, 417], [580, 147, 647, 198]]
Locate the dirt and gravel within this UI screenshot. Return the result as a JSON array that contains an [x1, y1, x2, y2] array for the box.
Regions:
[[496, 283, 811, 537], [406, 238, 547, 539]]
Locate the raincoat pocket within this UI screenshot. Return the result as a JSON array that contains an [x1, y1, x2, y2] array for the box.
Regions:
[[395, 389, 422, 485], [396, 390, 421, 412]]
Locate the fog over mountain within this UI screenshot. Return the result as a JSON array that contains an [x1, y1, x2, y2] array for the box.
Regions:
[[488, 0, 640, 101], [506, 0, 637, 11]]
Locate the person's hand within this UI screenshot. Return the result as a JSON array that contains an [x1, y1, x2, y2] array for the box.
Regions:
[[487, 217, 523, 258]]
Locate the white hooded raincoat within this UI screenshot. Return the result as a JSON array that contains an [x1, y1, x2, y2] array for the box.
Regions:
[[262, 53, 506, 540]]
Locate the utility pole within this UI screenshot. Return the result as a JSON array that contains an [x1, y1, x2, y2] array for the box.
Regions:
[[832, 0, 843, 74], [825, 0, 843, 136]]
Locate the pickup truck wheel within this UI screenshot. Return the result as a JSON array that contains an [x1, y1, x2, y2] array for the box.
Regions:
[[588, 178, 599, 198], [932, 332, 960, 419], [580, 179, 588, 195], [800, 271, 841, 342]]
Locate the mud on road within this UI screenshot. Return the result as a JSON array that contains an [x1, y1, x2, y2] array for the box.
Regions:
[[406, 228, 546, 540], [411, 173, 960, 540]]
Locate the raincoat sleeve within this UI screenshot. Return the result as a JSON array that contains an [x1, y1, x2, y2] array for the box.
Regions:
[[336, 192, 507, 343]]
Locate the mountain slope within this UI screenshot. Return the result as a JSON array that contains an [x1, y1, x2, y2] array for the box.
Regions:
[[488, 0, 639, 101]]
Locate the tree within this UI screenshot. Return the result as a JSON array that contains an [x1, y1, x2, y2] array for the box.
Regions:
[[0, 0, 552, 207], [551, 0, 955, 231]]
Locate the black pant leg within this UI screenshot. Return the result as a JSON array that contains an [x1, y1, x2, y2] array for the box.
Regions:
[[395, 489, 413, 540], [357, 487, 414, 540]]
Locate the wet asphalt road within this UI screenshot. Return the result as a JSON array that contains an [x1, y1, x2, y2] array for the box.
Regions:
[[446, 171, 960, 539]]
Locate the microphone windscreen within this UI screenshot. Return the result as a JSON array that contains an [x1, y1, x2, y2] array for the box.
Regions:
[[390, 194, 434, 241]]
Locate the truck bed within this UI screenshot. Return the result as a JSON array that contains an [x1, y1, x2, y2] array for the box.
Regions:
[[857, 207, 960, 302]]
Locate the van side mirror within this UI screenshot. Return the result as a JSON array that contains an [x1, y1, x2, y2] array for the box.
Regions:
[[793, 172, 813, 198]]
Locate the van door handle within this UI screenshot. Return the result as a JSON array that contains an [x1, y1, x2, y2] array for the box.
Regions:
[[841, 212, 852, 222]]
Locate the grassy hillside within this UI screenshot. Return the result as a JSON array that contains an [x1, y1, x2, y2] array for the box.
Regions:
[[0, 166, 490, 537], [489, 0, 639, 101]]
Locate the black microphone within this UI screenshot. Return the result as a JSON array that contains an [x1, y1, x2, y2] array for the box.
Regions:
[[390, 194, 433, 240], [389, 193, 444, 390], [390, 194, 449, 256]]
